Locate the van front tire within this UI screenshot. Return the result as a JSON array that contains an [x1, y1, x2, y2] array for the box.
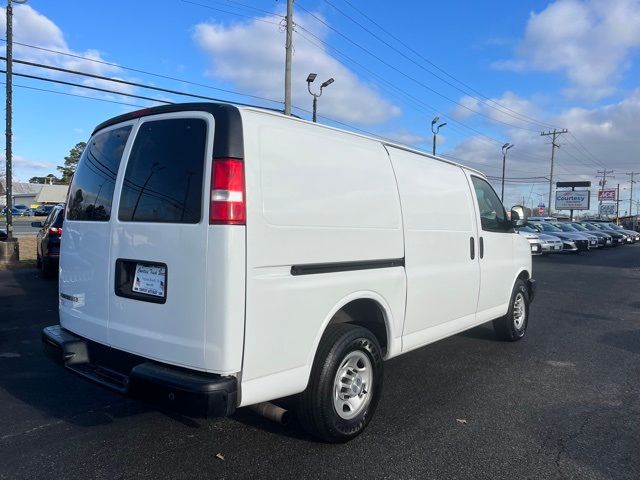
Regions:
[[493, 279, 529, 341], [297, 323, 383, 443]]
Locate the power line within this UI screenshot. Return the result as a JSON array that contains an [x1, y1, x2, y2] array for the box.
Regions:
[[0, 69, 173, 104], [297, 27, 551, 165], [321, 0, 556, 131], [180, 0, 283, 24], [4, 56, 266, 107], [197, 0, 284, 18], [297, 2, 541, 133], [566, 132, 606, 168], [0, 39, 283, 106], [1, 81, 147, 108], [339, 0, 559, 131]]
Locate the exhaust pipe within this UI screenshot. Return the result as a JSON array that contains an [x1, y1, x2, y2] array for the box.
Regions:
[[248, 402, 290, 425]]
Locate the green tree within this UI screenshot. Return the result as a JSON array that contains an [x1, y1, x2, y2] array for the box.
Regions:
[[29, 173, 60, 184], [57, 141, 86, 183]]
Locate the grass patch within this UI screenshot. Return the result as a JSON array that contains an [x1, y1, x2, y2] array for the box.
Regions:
[[0, 236, 38, 270], [18, 236, 38, 261]]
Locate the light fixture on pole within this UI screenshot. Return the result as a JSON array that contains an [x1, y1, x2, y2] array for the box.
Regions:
[[4, 0, 28, 245], [307, 73, 334, 123], [501, 143, 514, 202], [431, 116, 446, 156]]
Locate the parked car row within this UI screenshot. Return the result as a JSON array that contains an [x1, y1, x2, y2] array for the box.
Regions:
[[516, 217, 639, 255], [1, 204, 34, 217], [2, 204, 59, 217]]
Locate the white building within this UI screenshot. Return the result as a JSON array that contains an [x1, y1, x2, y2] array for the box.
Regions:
[[0, 180, 67, 207]]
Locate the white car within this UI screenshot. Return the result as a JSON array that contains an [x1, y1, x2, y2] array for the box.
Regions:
[[517, 226, 563, 254], [43, 103, 535, 442], [515, 227, 543, 255]]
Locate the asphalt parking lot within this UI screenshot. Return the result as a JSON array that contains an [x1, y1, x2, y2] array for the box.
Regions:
[[1, 246, 639, 480]]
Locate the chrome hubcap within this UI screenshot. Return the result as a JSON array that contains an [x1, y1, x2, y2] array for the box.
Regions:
[[333, 350, 373, 420], [513, 293, 526, 330]]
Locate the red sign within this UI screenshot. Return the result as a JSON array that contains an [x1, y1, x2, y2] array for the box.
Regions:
[[598, 189, 617, 201]]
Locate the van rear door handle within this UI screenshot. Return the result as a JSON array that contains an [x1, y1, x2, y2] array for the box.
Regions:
[[470, 237, 475, 260], [479, 237, 484, 259]]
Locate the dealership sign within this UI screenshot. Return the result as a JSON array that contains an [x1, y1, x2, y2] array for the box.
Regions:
[[599, 203, 616, 216], [555, 190, 590, 210], [598, 189, 617, 201]]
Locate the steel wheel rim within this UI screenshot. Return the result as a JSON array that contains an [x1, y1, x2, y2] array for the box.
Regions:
[[333, 350, 373, 420], [513, 292, 526, 330]]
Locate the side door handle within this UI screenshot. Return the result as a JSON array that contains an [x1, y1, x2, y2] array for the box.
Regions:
[[470, 236, 475, 260], [479, 237, 484, 259]]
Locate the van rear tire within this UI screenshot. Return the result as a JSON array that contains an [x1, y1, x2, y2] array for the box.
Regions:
[[297, 323, 383, 443], [493, 279, 529, 341]]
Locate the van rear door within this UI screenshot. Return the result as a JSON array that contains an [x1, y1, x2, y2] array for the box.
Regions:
[[60, 123, 135, 345], [108, 112, 213, 370]]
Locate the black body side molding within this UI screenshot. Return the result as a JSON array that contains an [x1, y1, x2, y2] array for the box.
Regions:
[[291, 258, 405, 276]]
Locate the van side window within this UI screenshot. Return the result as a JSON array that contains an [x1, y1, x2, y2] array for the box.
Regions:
[[471, 176, 510, 232], [118, 118, 206, 224], [67, 126, 132, 221]]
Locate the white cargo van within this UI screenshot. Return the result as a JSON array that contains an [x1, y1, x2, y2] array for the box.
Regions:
[[43, 103, 535, 442]]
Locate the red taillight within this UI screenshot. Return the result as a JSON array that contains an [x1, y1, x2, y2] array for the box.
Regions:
[[48, 227, 62, 236], [209, 157, 245, 225]]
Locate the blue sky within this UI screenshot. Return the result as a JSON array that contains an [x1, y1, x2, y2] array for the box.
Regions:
[[2, 0, 640, 214]]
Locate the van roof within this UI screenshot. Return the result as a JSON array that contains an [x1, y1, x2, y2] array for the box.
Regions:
[[93, 102, 245, 159], [93, 102, 484, 177]]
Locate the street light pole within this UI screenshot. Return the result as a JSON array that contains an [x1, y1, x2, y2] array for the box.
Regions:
[[306, 73, 334, 123], [431, 116, 446, 156], [501, 143, 514, 202]]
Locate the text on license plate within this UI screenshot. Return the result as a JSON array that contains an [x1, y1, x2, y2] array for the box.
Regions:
[[132, 264, 166, 297]]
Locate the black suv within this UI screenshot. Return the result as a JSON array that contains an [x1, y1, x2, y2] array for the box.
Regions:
[[32, 204, 64, 278]]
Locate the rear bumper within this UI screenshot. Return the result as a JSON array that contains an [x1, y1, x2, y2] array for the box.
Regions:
[[42, 325, 237, 418]]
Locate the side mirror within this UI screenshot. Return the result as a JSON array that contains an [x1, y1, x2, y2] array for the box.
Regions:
[[510, 205, 527, 227], [31, 221, 43, 228]]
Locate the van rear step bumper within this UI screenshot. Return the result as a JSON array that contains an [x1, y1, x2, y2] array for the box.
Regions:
[[42, 325, 237, 418]]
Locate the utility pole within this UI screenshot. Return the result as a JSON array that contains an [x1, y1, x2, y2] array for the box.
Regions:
[[4, 0, 17, 241], [283, 0, 294, 116], [627, 172, 639, 230], [540, 129, 568, 216], [596, 169, 615, 218], [616, 184, 620, 223]]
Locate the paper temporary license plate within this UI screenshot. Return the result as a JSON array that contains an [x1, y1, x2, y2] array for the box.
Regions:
[[132, 264, 166, 297]]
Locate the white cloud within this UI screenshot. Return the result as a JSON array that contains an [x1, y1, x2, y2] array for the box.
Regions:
[[381, 130, 428, 146], [445, 89, 640, 209], [0, 153, 56, 181], [192, 12, 400, 125], [493, 0, 640, 100], [452, 91, 548, 128], [452, 95, 480, 120], [0, 5, 135, 97]]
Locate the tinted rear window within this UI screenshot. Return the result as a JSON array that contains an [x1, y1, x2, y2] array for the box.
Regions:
[[52, 208, 64, 228], [118, 118, 207, 224], [66, 126, 132, 221]]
